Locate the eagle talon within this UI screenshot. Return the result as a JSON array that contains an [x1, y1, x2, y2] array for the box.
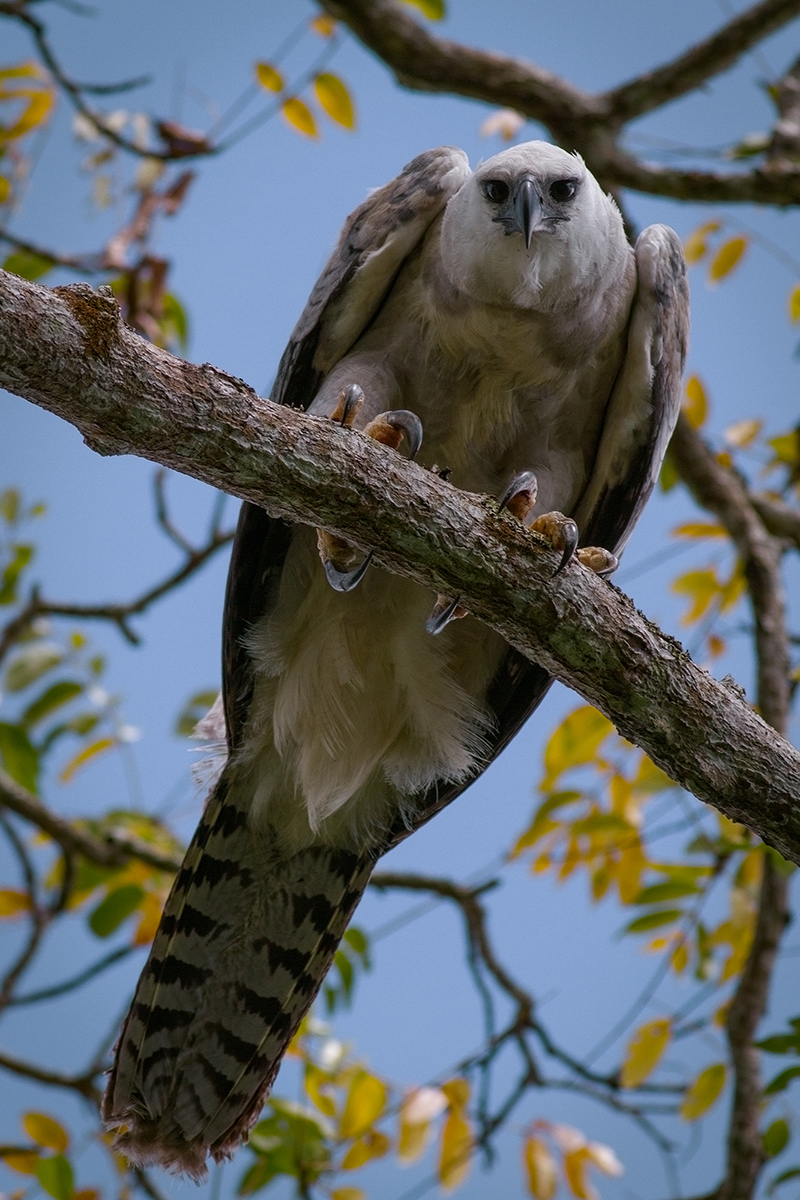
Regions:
[[330, 383, 365, 427], [318, 403, 423, 592], [324, 550, 375, 593], [576, 546, 619, 578], [499, 470, 539, 523], [426, 593, 467, 636], [364, 409, 424, 460], [529, 511, 579, 575]]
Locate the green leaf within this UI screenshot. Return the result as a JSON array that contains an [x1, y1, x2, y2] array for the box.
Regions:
[[757, 1029, 800, 1055], [0, 542, 33, 604], [768, 1167, 800, 1195], [89, 884, 144, 937], [401, 0, 445, 16], [659, 457, 679, 492], [623, 908, 684, 935], [161, 292, 188, 352], [344, 926, 369, 958], [3, 251, 54, 280], [334, 948, 353, 999], [680, 1063, 726, 1120], [0, 488, 20, 523], [764, 1119, 791, 1158], [634, 881, 701, 905], [21, 680, 83, 729], [5, 643, 63, 692], [35, 1155, 73, 1200], [765, 1066, 800, 1095], [174, 689, 219, 737], [0, 722, 39, 791]]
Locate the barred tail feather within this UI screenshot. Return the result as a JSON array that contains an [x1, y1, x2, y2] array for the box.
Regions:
[[102, 770, 376, 1178]]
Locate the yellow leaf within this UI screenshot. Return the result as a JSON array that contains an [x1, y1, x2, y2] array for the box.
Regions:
[[402, 0, 445, 17], [23, 1113, 68, 1153], [724, 418, 762, 448], [683, 375, 707, 428], [398, 1088, 446, 1164], [672, 568, 719, 625], [314, 73, 355, 129], [1, 1150, 39, 1174], [707, 633, 726, 658], [683, 221, 720, 265], [305, 1063, 337, 1117], [133, 891, 164, 946], [255, 62, 283, 92], [441, 1077, 470, 1112], [620, 1018, 671, 1088], [282, 96, 318, 138], [438, 1108, 472, 1192], [616, 837, 646, 904], [0, 888, 32, 916], [541, 706, 613, 790], [59, 736, 116, 783], [523, 1136, 558, 1199], [708, 235, 748, 283], [332, 1190, 365, 1200], [673, 522, 726, 539], [341, 1131, 390, 1170], [311, 15, 337, 36], [563, 1148, 597, 1200], [789, 284, 800, 323], [0, 176, 9, 203], [680, 1063, 726, 1120], [339, 1071, 387, 1139], [671, 938, 689, 974], [2, 89, 54, 140]]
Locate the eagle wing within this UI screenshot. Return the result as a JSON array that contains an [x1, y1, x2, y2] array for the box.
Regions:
[[223, 146, 471, 749]]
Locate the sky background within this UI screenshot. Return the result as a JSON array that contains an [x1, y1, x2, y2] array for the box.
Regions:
[[2, 1, 800, 1198]]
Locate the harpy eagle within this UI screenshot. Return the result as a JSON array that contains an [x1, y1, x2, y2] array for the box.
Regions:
[[103, 141, 689, 1174]]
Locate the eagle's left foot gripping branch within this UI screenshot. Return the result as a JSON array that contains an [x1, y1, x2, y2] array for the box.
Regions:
[[425, 469, 619, 636], [316, 384, 424, 592]]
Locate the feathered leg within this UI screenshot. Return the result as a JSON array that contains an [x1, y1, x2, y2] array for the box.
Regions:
[[102, 768, 376, 1178]]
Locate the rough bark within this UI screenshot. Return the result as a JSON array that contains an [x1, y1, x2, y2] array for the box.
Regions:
[[1, 270, 800, 860]]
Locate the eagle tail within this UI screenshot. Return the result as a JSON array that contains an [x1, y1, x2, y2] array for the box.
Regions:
[[102, 769, 375, 1178]]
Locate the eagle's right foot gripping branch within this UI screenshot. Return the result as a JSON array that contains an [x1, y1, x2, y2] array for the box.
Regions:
[[317, 385, 423, 592]]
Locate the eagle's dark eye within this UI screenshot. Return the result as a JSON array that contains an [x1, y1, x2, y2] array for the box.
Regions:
[[549, 179, 578, 202], [481, 179, 510, 204]]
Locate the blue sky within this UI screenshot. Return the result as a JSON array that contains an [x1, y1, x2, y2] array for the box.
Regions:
[[2, 2, 800, 1198]]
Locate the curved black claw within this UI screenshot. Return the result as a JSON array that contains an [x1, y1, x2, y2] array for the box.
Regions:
[[332, 383, 365, 427], [554, 519, 579, 575], [498, 469, 538, 514], [382, 409, 424, 460], [324, 549, 375, 593], [425, 594, 463, 636]]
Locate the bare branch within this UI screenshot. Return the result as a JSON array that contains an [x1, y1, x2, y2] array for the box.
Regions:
[[751, 492, 800, 551], [1, 271, 799, 860], [0, 506, 233, 662], [0, 767, 182, 872], [0, 1045, 99, 1101], [602, 0, 800, 122]]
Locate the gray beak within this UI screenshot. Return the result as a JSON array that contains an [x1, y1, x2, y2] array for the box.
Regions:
[[513, 178, 541, 249]]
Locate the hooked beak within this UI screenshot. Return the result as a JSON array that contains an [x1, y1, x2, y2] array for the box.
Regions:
[[513, 178, 541, 249]]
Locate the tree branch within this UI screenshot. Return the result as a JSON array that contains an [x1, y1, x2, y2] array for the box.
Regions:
[[602, 0, 800, 122], [1, 271, 800, 859], [0, 767, 182, 873], [321, 0, 800, 206]]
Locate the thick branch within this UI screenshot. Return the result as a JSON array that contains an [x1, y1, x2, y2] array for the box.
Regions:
[[1, 271, 800, 858], [322, 0, 800, 206], [0, 767, 182, 873]]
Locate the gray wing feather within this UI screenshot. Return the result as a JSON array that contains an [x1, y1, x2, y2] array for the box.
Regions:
[[224, 147, 470, 748], [574, 224, 690, 552]]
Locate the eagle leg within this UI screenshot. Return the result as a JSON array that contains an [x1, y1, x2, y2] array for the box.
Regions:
[[318, 402, 424, 593]]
